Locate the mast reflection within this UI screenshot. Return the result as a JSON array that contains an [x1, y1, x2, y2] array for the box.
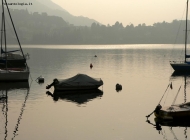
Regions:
[[0, 82, 30, 140]]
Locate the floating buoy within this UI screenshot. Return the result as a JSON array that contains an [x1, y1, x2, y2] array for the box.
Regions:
[[90, 63, 93, 69], [36, 76, 44, 83], [116, 83, 122, 92], [94, 55, 97, 57]]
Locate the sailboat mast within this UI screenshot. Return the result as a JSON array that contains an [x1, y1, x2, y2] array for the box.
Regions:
[[1, 0, 7, 69], [185, 0, 189, 62], [3, 0, 28, 68], [1, 0, 3, 51]]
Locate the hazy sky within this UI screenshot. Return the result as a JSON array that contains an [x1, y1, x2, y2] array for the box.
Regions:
[[51, 0, 187, 26]]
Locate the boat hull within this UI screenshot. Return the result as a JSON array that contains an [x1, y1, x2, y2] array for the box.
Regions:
[[154, 103, 190, 120], [54, 85, 102, 91], [0, 70, 29, 81], [170, 62, 190, 71], [0, 59, 26, 68], [154, 110, 190, 120]]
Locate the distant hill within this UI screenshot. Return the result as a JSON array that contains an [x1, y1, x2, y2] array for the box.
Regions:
[[4, 0, 100, 26]]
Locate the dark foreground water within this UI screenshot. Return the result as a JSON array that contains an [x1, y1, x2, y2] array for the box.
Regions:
[[0, 44, 190, 140]]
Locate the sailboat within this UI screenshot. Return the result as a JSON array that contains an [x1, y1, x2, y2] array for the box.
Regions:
[[170, 0, 190, 71], [154, 72, 190, 120], [0, 0, 29, 81]]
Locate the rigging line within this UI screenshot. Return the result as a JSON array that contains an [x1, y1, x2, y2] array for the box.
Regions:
[[170, 4, 186, 60], [172, 85, 181, 105], [3, 16, 19, 47], [2, 0, 7, 69], [163, 86, 170, 106], [158, 83, 170, 105], [169, 127, 178, 140], [1, 0, 3, 55], [162, 128, 168, 140], [184, 75, 187, 103], [12, 88, 30, 140], [4, 0, 28, 68]]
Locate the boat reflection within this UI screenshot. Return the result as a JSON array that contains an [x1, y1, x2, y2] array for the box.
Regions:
[[0, 81, 29, 90], [0, 81, 30, 140], [46, 89, 103, 104], [154, 117, 190, 127], [147, 118, 189, 139], [170, 71, 190, 106]]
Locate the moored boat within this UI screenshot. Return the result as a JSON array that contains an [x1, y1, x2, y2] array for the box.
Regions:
[[46, 74, 103, 91], [154, 102, 190, 120], [170, 0, 190, 71], [0, 0, 30, 81], [153, 73, 190, 120]]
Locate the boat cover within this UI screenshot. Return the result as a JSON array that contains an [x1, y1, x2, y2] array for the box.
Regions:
[[57, 74, 103, 87]]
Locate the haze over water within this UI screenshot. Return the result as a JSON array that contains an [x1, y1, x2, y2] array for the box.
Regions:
[[0, 44, 190, 140]]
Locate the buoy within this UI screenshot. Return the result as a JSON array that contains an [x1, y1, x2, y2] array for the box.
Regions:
[[38, 77, 44, 83], [94, 55, 97, 57], [36, 76, 44, 83], [116, 83, 122, 92], [90, 63, 93, 69]]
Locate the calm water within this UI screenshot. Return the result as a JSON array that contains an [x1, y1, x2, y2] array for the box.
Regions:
[[0, 44, 190, 140]]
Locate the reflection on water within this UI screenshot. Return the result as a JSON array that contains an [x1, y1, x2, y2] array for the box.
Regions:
[[147, 118, 189, 140], [46, 89, 103, 105], [2, 45, 190, 140], [170, 71, 190, 104], [0, 82, 29, 140]]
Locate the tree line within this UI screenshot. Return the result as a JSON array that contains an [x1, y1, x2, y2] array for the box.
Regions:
[[1, 8, 187, 45]]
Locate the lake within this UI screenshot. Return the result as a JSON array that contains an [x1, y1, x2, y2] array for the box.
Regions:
[[0, 44, 190, 140]]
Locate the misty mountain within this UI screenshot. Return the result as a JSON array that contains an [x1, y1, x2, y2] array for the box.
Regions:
[[4, 0, 100, 26]]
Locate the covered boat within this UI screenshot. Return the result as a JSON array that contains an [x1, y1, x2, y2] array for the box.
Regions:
[[46, 74, 103, 91]]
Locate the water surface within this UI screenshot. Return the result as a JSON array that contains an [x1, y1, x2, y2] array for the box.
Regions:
[[0, 44, 189, 140]]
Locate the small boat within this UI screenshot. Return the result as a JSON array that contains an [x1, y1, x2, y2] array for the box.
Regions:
[[0, 0, 30, 81], [46, 74, 103, 91], [154, 73, 190, 120], [170, 0, 190, 71], [154, 102, 190, 120]]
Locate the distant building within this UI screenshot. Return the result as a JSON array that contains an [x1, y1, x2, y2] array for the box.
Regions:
[[42, 12, 48, 16]]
